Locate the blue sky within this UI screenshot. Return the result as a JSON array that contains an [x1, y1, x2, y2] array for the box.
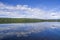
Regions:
[[0, 0, 60, 19]]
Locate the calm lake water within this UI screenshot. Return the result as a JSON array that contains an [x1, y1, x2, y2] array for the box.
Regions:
[[0, 22, 60, 40]]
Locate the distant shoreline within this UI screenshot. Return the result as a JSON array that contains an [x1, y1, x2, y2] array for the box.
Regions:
[[0, 18, 59, 23]]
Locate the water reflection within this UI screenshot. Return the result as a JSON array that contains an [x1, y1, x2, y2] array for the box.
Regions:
[[0, 22, 60, 40]]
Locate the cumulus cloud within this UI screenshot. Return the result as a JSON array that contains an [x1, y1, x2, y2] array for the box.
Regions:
[[0, 2, 60, 19]]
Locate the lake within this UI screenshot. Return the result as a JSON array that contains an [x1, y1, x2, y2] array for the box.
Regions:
[[0, 22, 60, 40]]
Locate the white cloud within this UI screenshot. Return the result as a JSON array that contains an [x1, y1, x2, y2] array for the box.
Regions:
[[0, 2, 60, 19]]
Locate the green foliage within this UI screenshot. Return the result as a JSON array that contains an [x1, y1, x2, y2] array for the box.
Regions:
[[0, 18, 59, 23], [0, 18, 44, 23]]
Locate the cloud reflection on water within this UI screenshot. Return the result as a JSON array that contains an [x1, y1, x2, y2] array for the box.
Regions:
[[0, 22, 60, 39]]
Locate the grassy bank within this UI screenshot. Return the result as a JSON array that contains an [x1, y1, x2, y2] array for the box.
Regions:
[[0, 18, 59, 23]]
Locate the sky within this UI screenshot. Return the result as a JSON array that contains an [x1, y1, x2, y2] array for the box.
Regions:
[[0, 0, 60, 19]]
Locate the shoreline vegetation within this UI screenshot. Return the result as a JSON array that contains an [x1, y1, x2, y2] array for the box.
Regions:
[[0, 18, 59, 23]]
